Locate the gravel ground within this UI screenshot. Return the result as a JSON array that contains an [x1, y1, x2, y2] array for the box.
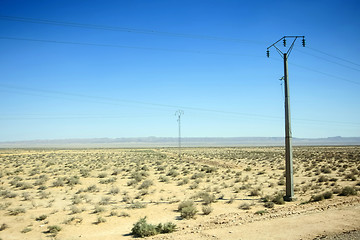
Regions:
[[314, 230, 360, 240]]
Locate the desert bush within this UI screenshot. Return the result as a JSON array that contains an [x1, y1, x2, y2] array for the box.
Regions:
[[264, 201, 274, 208], [93, 205, 105, 213], [0, 223, 8, 231], [99, 177, 117, 184], [72, 195, 81, 205], [109, 186, 120, 195], [66, 176, 80, 186], [278, 178, 285, 186], [191, 172, 205, 179], [98, 172, 108, 178], [47, 225, 61, 235], [80, 169, 90, 177], [63, 216, 83, 224], [21, 227, 32, 233], [21, 192, 31, 201], [36, 214, 48, 221], [70, 206, 84, 214], [320, 166, 332, 174], [272, 193, 285, 205], [156, 222, 177, 234], [202, 205, 213, 215], [310, 194, 324, 202], [178, 200, 197, 219], [52, 178, 65, 187], [255, 210, 268, 215], [199, 192, 216, 205], [95, 216, 106, 224], [138, 180, 153, 190], [128, 201, 146, 209], [86, 184, 99, 192], [1, 190, 17, 198], [8, 207, 26, 216], [323, 191, 333, 199], [131, 217, 176, 238], [131, 217, 157, 237], [99, 196, 111, 205], [244, 166, 252, 171], [239, 202, 251, 210], [318, 175, 328, 183], [189, 182, 199, 190], [201, 165, 217, 173], [249, 188, 261, 196], [345, 173, 357, 181], [167, 169, 179, 178], [118, 211, 130, 217], [159, 175, 170, 183], [339, 186, 357, 196]]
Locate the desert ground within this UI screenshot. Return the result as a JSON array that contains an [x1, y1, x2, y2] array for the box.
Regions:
[[0, 146, 359, 240]]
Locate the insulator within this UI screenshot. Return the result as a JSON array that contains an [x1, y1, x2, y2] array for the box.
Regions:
[[302, 38, 306, 47], [283, 38, 286, 47], [266, 50, 270, 58]]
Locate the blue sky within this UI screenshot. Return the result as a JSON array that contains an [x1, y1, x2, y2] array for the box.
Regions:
[[0, 0, 359, 141]]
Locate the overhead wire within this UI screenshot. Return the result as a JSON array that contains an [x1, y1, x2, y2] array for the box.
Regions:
[[0, 36, 262, 57], [0, 15, 264, 44], [0, 83, 359, 126]]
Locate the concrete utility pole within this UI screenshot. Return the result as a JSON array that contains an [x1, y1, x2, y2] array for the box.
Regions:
[[175, 110, 184, 160], [267, 36, 305, 201]]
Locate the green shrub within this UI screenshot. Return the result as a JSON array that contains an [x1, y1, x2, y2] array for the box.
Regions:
[[272, 194, 285, 205], [255, 210, 268, 215], [239, 203, 251, 210], [178, 200, 194, 212], [35, 214, 47, 221], [0, 223, 8, 231], [202, 205, 213, 215], [178, 200, 197, 219], [8, 207, 26, 216], [47, 225, 61, 235], [199, 192, 216, 205], [264, 201, 274, 208], [131, 217, 158, 237], [310, 194, 324, 202], [339, 186, 357, 196], [138, 180, 153, 190], [127, 201, 146, 209], [180, 206, 198, 219], [131, 217, 176, 238], [21, 227, 32, 233], [156, 222, 177, 234], [95, 216, 106, 224], [322, 191, 333, 199]]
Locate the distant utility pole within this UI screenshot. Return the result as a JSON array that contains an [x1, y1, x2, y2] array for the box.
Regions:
[[267, 36, 305, 201], [175, 110, 184, 160]]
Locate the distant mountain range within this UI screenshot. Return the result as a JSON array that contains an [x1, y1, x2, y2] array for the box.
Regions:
[[0, 136, 359, 148]]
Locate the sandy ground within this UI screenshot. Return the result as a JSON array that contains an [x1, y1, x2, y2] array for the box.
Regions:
[[149, 197, 360, 240], [0, 147, 359, 240]]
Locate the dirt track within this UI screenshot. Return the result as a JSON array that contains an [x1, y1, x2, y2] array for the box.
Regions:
[[150, 196, 360, 240]]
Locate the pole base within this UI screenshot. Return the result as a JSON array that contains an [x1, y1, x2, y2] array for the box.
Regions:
[[283, 195, 296, 202]]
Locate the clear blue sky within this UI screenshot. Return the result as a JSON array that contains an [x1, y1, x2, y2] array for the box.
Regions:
[[0, 0, 359, 141]]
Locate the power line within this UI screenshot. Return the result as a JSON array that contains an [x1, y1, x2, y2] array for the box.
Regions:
[[289, 61, 360, 86], [295, 48, 360, 72], [1, 16, 359, 73], [0, 83, 359, 126], [1, 36, 359, 86], [307, 46, 360, 67], [0, 36, 262, 57], [0, 15, 264, 44]]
